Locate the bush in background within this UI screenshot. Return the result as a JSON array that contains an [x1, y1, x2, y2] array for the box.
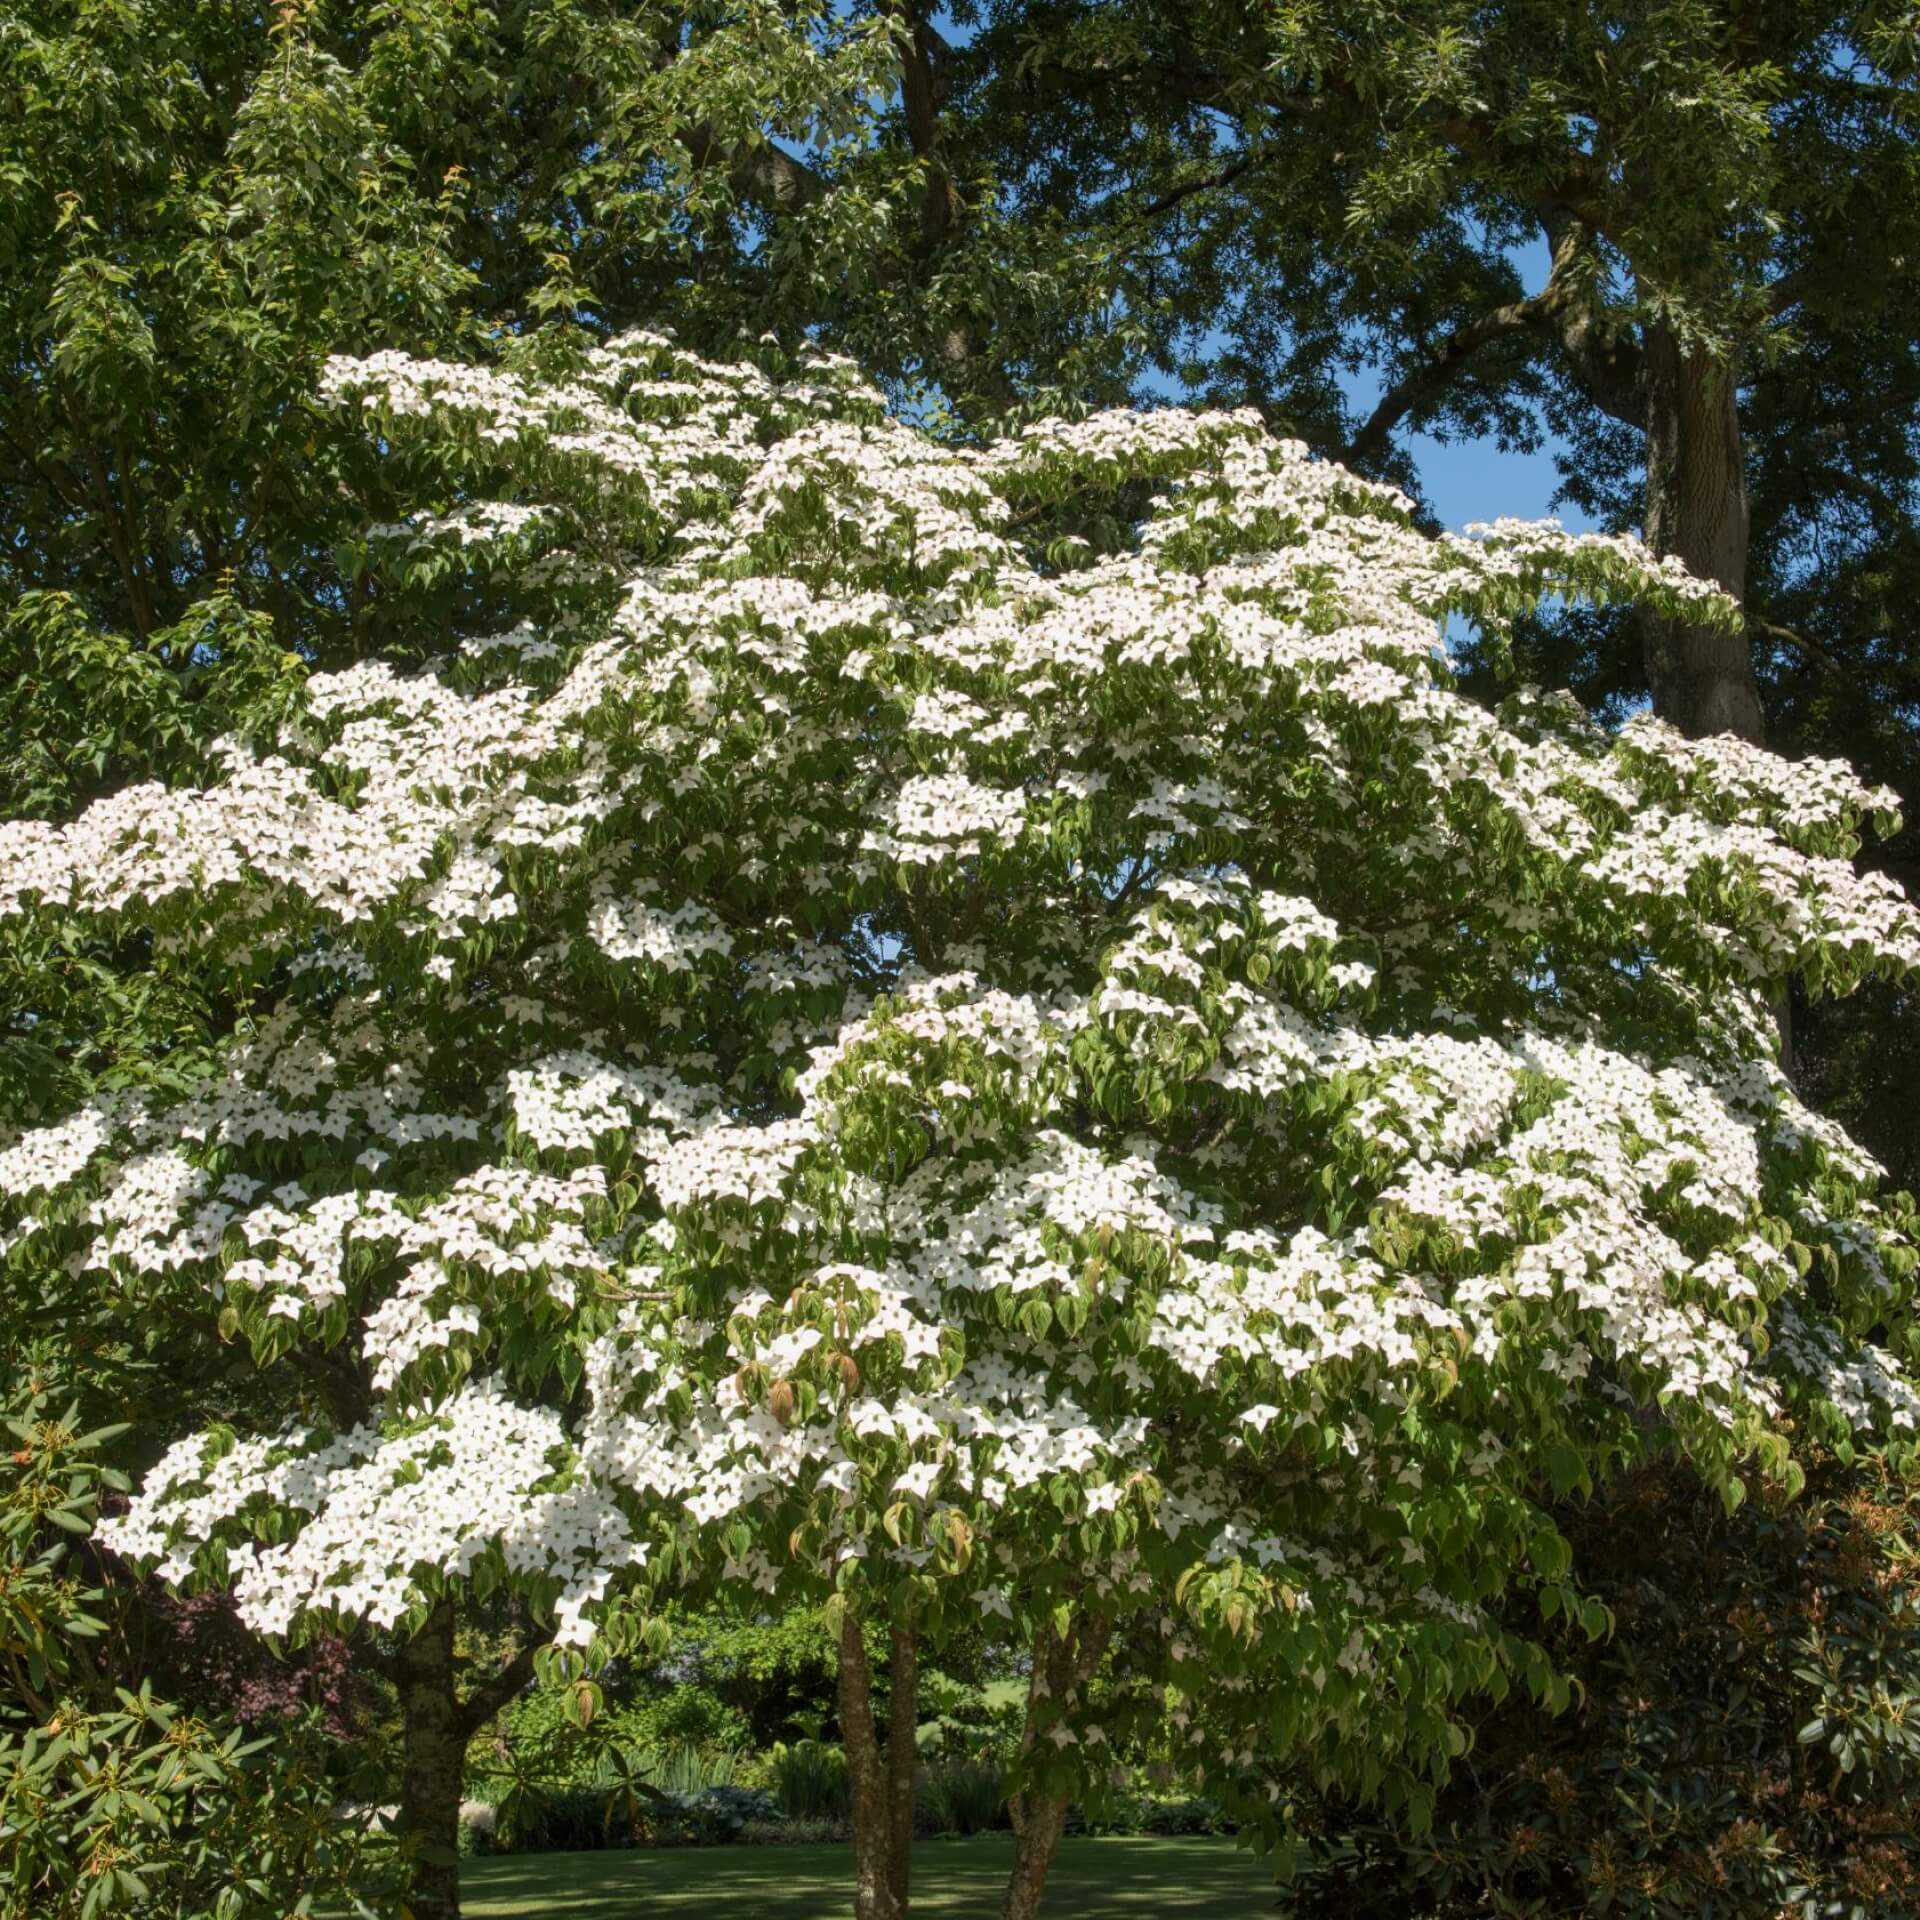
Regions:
[[768, 1737, 852, 1823], [918, 1759, 1009, 1837], [0, 1390, 384, 1917], [1290, 1455, 1920, 1920]]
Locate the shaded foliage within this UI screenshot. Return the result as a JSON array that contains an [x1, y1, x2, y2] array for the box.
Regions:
[[1293, 1456, 1920, 1920]]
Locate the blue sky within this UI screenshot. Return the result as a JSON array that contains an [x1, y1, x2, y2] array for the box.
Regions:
[[1372, 235, 1597, 537], [1399, 423, 1593, 535]]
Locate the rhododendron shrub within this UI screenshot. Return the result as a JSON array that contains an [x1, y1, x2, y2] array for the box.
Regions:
[[3, 332, 1917, 1920]]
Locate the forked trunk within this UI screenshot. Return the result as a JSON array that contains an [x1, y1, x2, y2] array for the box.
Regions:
[[999, 1791, 1072, 1920], [997, 1609, 1113, 1920], [395, 1599, 466, 1920], [838, 1605, 919, 1920]]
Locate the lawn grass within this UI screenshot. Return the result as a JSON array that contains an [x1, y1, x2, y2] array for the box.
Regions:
[[461, 1834, 1282, 1917]]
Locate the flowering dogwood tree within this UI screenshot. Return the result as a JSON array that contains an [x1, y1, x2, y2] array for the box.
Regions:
[[3, 332, 1918, 1920]]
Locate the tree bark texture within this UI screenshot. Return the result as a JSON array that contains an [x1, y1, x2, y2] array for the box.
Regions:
[[1639, 323, 1765, 743], [838, 1606, 920, 1920], [1000, 1791, 1072, 1920], [885, 1623, 919, 1915], [1000, 1611, 1113, 1920], [1639, 322, 1802, 1069], [395, 1599, 466, 1920]]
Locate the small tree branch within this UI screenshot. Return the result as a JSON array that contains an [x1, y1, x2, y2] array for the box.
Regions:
[[1769, 265, 1814, 317], [1133, 150, 1265, 225], [1812, 462, 1919, 531], [458, 1640, 537, 1737]]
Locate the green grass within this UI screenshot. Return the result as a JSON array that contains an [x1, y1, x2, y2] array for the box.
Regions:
[[461, 1835, 1282, 1917]]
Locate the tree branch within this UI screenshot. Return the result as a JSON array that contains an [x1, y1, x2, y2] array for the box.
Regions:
[[1535, 212, 1646, 429], [1769, 265, 1814, 317], [458, 1640, 538, 1736], [1747, 615, 1846, 672], [1341, 290, 1555, 467], [894, 3, 962, 247], [1133, 150, 1266, 226], [1811, 462, 1919, 532], [1341, 220, 1601, 464]]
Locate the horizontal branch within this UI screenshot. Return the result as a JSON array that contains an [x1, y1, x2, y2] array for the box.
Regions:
[[1340, 220, 1617, 464]]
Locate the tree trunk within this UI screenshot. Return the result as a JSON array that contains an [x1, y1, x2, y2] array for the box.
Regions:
[[999, 1792, 1072, 1920], [998, 1610, 1113, 1920], [1639, 323, 1765, 744], [1639, 322, 1797, 1069], [838, 1606, 919, 1920], [885, 1624, 918, 1916], [395, 1599, 466, 1920]]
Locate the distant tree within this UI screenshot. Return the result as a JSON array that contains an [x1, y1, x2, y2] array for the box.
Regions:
[[950, 0, 1920, 747]]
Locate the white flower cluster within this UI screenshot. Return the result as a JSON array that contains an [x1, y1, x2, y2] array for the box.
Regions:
[[99, 1383, 642, 1644], [7, 334, 1916, 1732]]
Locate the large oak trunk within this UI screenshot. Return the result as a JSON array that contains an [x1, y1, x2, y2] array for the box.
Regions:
[[1639, 323, 1765, 744], [395, 1600, 466, 1920], [1638, 322, 1797, 1067]]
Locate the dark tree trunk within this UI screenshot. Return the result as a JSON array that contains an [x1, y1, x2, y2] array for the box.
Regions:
[[838, 1606, 919, 1920], [999, 1610, 1113, 1920], [999, 1792, 1072, 1920], [1639, 322, 1792, 1067], [1639, 323, 1765, 743], [395, 1600, 466, 1920]]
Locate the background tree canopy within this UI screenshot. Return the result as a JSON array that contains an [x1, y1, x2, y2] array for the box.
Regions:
[[4, 0, 1915, 1159]]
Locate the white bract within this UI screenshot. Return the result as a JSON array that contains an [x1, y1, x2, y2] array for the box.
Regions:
[[3, 329, 1916, 1825]]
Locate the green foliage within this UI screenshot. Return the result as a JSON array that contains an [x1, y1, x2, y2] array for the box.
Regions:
[[767, 1737, 852, 1822], [0, 588, 307, 1125], [477, 1679, 749, 1797], [0, 1391, 126, 1714], [478, 1747, 769, 1856], [0, 1692, 380, 1920], [917, 1758, 1008, 1836], [1290, 1456, 1920, 1919], [657, 1604, 844, 1749], [0, 591, 292, 822], [0, 1385, 380, 1920], [1075, 1793, 1228, 1839]]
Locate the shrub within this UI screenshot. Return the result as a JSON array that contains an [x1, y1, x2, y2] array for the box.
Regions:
[[740, 1814, 844, 1846], [768, 1738, 852, 1821], [1078, 1794, 1230, 1838], [1290, 1454, 1920, 1919], [482, 1745, 767, 1854], [919, 1759, 1009, 1836], [0, 1392, 386, 1919], [662, 1784, 782, 1845]]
